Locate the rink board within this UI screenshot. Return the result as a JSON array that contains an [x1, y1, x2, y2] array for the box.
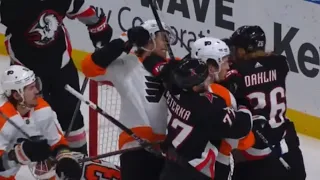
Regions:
[[0, 34, 318, 139]]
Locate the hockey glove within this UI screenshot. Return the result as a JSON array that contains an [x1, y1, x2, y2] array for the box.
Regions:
[[127, 26, 150, 47], [87, 6, 113, 48], [55, 150, 82, 180], [11, 138, 51, 165]]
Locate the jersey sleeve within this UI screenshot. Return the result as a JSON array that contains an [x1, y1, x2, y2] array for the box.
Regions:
[[81, 38, 129, 77], [277, 55, 290, 76], [0, 122, 12, 155], [39, 108, 68, 152], [66, 0, 96, 20], [208, 105, 253, 140]]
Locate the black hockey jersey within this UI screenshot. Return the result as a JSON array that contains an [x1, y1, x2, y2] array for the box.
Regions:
[[223, 54, 290, 158], [163, 85, 253, 179], [0, 0, 95, 73]]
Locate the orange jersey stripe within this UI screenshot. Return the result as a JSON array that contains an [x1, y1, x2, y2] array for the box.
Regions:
[[208, 83, 254, 151], [34, 97, 50, 110], [50, 127, 68, 151], [81, 53, 107, 77], [237, 131, 255, 150], [0, 101, 18, 132], [208, 83, 232, 106], [0, 176, 15, 180], [118, 126, 165, 149]]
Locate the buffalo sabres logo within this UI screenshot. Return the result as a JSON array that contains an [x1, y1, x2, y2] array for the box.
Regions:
[[27, 10, 62, 46]]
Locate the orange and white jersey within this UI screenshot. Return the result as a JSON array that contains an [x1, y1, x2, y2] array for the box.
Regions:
[[0, 96, 67, 179], [208, 83, 255, 165], [78, 158, 120, 180], [82, 53, 167, 149]]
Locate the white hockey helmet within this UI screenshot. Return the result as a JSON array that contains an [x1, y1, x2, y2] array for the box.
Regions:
[[191, 37, 230, 68], [141, 19, 176, 45], [0, 65, 41, 97]]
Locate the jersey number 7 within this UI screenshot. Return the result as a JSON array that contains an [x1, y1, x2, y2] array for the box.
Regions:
[[167, 111, 193, 148]]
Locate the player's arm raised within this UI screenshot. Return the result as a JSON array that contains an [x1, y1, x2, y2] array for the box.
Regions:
[[81, 26, 151, 78], [65, 0, 113, 48]]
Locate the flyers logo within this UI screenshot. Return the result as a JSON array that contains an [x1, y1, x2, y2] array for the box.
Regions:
[[84, 164, 121, 180]]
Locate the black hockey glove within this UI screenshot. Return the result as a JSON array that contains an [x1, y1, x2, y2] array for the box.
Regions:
[[55, 150, 82, 180], [127, 26, 150, 47], [87, 6, 113, 48], [11, 138, 51, 165], [221, 69, 242, 94]]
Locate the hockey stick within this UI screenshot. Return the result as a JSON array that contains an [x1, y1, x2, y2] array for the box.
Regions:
[[0, 111, 31, 139], [149, 0, 191, 54], [64, 11, 112, 138], [79, 141, 162, 163], [148, 0, 175, 60], [64, 77, 88, 138], [65, 84, 211, 179], [255, 130, 291, 170], [64, 84, 162, 156]]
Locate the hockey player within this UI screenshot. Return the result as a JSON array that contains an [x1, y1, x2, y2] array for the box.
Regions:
[[29, 152, 121, 180], [223, 25, 306, 180], [0, 0, 113, 154], [190, 37, 256, 180], [0, 65, 82, 179], [80, 20, 177, 180], [148, 57, 255, 180]]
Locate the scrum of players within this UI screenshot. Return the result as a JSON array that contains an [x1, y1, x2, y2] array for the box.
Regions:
[[0, 11, 306, 180]]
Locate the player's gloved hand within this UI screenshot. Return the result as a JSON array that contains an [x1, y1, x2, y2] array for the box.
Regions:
[[55, 150, 82, 180], [87, 6, 113, 49], [127, 26, 150, 47], [252, 115, 268, 129], [221, 69, 242, 94], [12, 138, 51, 165]]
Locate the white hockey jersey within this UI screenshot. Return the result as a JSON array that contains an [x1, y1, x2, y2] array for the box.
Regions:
[[82, 52, 168, 150], [0, 97, 67, 179]]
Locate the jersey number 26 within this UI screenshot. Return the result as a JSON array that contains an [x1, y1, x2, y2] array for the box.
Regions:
[[247, 87, 286, 128]]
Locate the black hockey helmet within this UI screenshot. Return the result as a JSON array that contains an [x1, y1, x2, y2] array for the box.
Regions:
[[171, 58, 208, 90], [229, 25, 266, 52]]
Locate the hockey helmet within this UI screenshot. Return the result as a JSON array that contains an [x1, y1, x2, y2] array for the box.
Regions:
[[191, 37, 230, 67], [172, 58, 208, 90], [229, 25, 266, 52], [0, 65, 42, 97], [141, 19, 176, 45]]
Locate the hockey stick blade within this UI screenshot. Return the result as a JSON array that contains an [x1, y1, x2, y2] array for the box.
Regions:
[[64, 84, 162, 157], [255, 130, 291, 170]]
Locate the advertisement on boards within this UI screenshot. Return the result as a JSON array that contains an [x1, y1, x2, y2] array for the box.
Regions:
[[66, 0, 320, 118], [0, 0, 319, 131]]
